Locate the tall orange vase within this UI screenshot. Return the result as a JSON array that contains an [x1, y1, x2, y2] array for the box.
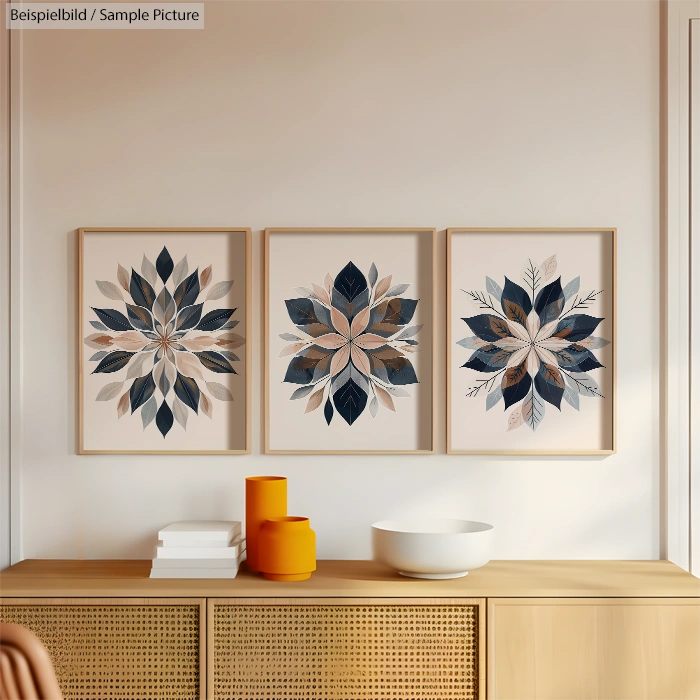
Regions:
[[245, 476, 287, 572]]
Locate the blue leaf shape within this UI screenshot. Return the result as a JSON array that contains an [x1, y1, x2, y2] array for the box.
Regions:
[[534, 277, 564, 325], [130, 372, 156, 413], [176, 303, 203, 331], [174, 270, 200, 309], [553, 314, 603, 342], [500, 277, 532, 326], [92, 351, 135, 374], [332, 376, 368, 425], [333, 261, 368, 302], [89, 350, 109, 362], [174, 372, 200, 412], [126, 304, 153, 331], [324, 397, 334, 425], [194, 351, 236, 374], [196, 308, 235, 332], [552, 347, 604, 372], [130, 269, 156, 310], [534, 363, 565, 409], [485, 276, 503, 302], [562, 276, 580, 302], [156, 400, 174, 437], [462, 346, 513, 373], [92, 307, 131, 332], [462, 314, 510, 343], [502, 363, 532, 409], [156, 247, 174, 284], [90, 321, 109, 331]]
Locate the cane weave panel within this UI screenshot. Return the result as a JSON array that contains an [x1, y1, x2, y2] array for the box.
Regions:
[[213, 604, 478, 700], [0, 604, 200, 700]]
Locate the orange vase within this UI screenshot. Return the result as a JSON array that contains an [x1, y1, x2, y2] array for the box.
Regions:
[[258, 517, 316, 582], [245, 476, 287, 573]]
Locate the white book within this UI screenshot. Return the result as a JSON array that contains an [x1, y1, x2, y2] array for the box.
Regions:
[[158, 521, 241, 547], [152, 539, 246, 568], [150, 567, 241, 579], [150, 552, 245, 579], [154, 536, 245, 560]]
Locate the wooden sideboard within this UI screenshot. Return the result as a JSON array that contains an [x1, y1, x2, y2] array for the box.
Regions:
[[1, 560, 698, 700]]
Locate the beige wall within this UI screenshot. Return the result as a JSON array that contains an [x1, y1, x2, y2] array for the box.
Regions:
[[17, 0, 661, 559]]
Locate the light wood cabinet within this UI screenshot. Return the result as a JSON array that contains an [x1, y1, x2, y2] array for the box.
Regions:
[[1, 560, 698, 700], [488, 597, 700, 700]]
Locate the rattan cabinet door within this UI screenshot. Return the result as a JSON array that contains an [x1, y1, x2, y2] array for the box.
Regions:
[[209, 597, 485, 700], [0, 598, 205, 700]]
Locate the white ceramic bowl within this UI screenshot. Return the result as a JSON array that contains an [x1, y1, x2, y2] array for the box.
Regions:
[[372, 518, 494, 579]]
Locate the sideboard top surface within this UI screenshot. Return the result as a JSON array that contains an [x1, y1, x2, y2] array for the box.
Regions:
[[1, 559, 698, 598]]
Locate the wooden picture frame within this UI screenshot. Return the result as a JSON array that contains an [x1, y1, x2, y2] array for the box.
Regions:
[[447, 228, 616, 456], [264, 228, 436, 454], [78, 227, 251, 454]]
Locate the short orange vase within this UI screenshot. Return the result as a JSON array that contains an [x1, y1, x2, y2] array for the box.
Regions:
[[258, 517, 316, 582], [245, 476, 287, 573]]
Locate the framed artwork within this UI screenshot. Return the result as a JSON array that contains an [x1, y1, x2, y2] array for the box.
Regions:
[[264, 228, 436, 454], [79, 227, 251, 454], [447, 228, 616, 455]]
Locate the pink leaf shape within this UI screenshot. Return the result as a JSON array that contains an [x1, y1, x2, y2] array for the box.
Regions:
[[353, 333, 389, 350], [330, 344, 351, 376], [278, 342, 307, 358], [350, 306, 370, 338], [350, 345, 371, 377], [312, 333, 347, 350], [312, 283, 331, 307], [330, 307, 350, 338]]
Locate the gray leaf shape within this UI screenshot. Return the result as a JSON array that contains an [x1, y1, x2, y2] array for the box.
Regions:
[[485, 385, 503, 411], [126, 352, 153, 380], [90, 321, 109, 331], [563, 384, 580, 411], [564, 371, 603, 398], [96, 381, 124, 401], [172, 256, 189, 288], [206, 381, 233, 401], [220, 319, 239, 330], [280, 333, 300, 341], [381, 385, 411, 398], [154, 358, 176, 396], [386, 283, 409, 297], [96, 280, 123, 301], [206, 280, 234, 301], [395, 324, 423, 340], [220, 350, 240, 362], [293, 287, 313, 298], [562, 276, 580, 302], [172, 397, 188, 429], [457, 337, 480, 350], [368, 262, 378, 287], [141, 396, 158, 429], [89, 350, 109, 361], [584, 336, 610, 350], [290, 385, 314, 400], [369, 395, 379, 417], [153, 287, 176, 327], [522, 390, 545, 431], [141, 255, 158, 287], [485, 276, 503, 301]]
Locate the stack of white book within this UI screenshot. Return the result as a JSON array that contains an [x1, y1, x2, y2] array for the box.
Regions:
[[149, 521, 246, 579]]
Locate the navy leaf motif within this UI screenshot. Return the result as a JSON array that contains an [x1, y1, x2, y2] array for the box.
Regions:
[[368, 298, 418, 337], [194, 351, 236, 374], [462, 346, 514, 373], [333, 261, 368, 302], [130, 269, 156, 311], [500, 277, 532, 326], [130, 372, 156, 413], [333, 377, 368, 425], [176, 303, 203, 331], [156, 247, 174, 284], [174, 372, 200, 412], [284, 298, 333, 336], [366, 347, 418, 385], [92, 351, 135, 374], [501, 361, 532, 409], [553, 346, 604, 372], [92, 307, 131, 332], [533, 363, 565, 409], [553, 314, 603, 342], [156, 400, 174, 437], [284, 347, 332, 384], [462, 314, 511, 343], [324, 397, 334, 425], [196, 308, 235, 332], [174, 270, 200, 310], [534, 277, 564, 325], [126, 304, 153, 331]]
